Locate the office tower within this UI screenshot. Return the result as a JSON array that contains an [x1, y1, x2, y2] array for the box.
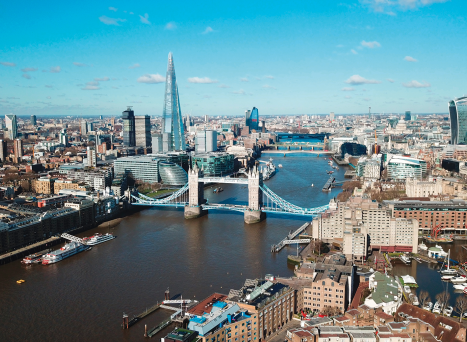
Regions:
[[330, 112, 335, 121], [161, 53, 186, 151], [81, 120, 88, 135], [135, 115, 151, 147], [250, 107, 259, 131], [404, 111, 411, 121], [87, 122, 94, 132], [60, 129, 68, 146], [5, 114, 17, 140], [99, 115, 103, 120], [204, 115, 208, 123], [111, 117, 115, 126], [30, 115, 37, 126], [86, 146, 97, 167], [368, 107, 371, 120], [449, 97, 467, 145], [0, 118, 3, 130], [261, 120, 266, 133], [245, 110, 251, 132], [14, 139, 23, 159], [122, 106, 136, 147], [162, 133, 172, 152], [152, 134, 163, 153], [195, 130, 217, 153], [0, 140, 8, 162]]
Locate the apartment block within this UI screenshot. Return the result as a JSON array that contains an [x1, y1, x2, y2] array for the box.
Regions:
[[54, 179, 91, 194], [32, 177, 55, 194]]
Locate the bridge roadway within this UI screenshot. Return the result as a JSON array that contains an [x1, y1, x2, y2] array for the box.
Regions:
[[199, 177, 248, 184]]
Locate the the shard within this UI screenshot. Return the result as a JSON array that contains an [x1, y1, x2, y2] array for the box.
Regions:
[[162, 52, 186, 151]]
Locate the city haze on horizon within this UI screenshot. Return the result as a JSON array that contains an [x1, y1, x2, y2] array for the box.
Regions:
[[1, 0, 466, 116]]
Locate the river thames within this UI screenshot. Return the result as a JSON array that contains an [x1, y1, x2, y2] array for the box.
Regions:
[[0, 153, 344, 342]]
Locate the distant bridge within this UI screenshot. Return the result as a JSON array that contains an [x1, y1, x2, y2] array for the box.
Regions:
[[131, 165, 329, 224], [275, 133, 330, 140]]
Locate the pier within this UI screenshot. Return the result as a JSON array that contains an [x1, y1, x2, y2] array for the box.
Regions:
[[122, 302, 163, 329], [322, 176, 335, 192], [271, 222, 310, 252]]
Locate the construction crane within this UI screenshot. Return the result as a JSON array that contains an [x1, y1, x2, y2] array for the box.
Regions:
[[431, 223, 443, 239]]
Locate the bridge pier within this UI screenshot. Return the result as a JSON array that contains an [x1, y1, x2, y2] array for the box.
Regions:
[[245, 166, 266, 224], [185, 165, 208, 219], [244, 210, 266, 224]]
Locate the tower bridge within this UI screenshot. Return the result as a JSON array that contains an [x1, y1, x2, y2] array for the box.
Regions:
[[131, 165, 329, 224]]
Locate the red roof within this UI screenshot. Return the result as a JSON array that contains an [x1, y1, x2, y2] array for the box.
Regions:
[[187, 293, 227, 316]]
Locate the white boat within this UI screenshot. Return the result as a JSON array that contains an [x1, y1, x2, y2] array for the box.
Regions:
[[451, 276, 466, 283], [440, 249, 456, 275], [404, 285, 411, 293], [42, 242, 89, 265], [441, 275, 455, 281], [432, 301, 441, 314], [278, 164, 283, 168], [443, 306, 453, 316], [82, 233, 116, 246], [422, 302, 433, 311], [454, 283, 467, 290], [400, 255, 411, 264], [262, 161, 276, 181], [418, 243, 428, 251]]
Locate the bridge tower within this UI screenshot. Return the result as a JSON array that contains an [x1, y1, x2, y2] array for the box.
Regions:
[[184, 164, 207, 219], [244, 165, 266, 224]]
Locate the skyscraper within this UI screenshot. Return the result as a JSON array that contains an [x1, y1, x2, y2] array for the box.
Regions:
[[449, 97, 467, 145], [195, 130, 217, 153], [245, 109, 251, 132], [162, 53, 186, 151], [14, 139, 23, 159], [135, 115, 151, 147], [5, 114, 17, 140], [404, 111, 411, 121], [80, 120, 88, 135], [122, 107, 136, 147], [250, 107, 259, 131], [87, 146, 97, 167], [31, 115, 37, 126], [330, 112, 335, 121], [0, 140, 8, 162]]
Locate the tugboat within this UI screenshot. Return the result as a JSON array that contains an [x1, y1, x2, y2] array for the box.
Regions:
[[213, 187, 224, 193]]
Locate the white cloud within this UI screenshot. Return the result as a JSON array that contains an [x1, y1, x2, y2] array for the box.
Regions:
[[50, 66, 61, 73], [94, 77, 110, 81], [109, 7, 118, 11], [188, 77, 218, 84], [45, 85, 53, 88], [336, 44, 344, 48], [73, 62, 87, 67], [262, 84, 276, 89], [233, 89, 246, 95], [99, 15, 126, 26], [82, 81, 100, 90], [21, 67, 37, 72], [387, 78, 395, 83], [345, 96, 352, 99], [129, 63, 140, 69], [404, 56, 418, 62], [264, 75, 274, 79], [351, 49, 358, 55], [218, 84, 230, 88], [137, 74, 165, 84], [361, 0, 448, 14], [0, 61, 16, 67], [402, 80, 431, 88], [165, 22, 177, 30], [46, 96, 51, 99], [22, 74, 31, 79], [342, 87, 355, 91], [139, 13, 151, 25], [240, 77, 249, 82], [345, 75, 381, 85], [202, 27, 214, 34], [361, 40, 381, 48]]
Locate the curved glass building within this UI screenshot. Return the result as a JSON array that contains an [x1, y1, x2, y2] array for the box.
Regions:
[[250, 107, 259, 131], [449, 97, 467, 145], [191, 152, 235, 177], [159, 161, 188, 185]]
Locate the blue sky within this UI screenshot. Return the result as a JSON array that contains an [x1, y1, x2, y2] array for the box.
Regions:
[[0, 0, 466, 117]]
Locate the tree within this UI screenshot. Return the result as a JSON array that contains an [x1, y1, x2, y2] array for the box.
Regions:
[[419, 290, 431, 308], [455, 297, 467, 322], [435, 291, 451, 315]]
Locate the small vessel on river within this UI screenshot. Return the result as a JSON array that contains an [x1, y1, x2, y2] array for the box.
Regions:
[[42, 241, 89, 265], [82, 233, 116, 246]]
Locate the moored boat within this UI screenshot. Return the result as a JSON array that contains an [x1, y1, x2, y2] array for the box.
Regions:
[[42, 241, 89, 265], [422, 302, 433, 311], [82, 233, 116, 246]]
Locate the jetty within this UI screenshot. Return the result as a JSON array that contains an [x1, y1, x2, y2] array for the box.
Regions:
[[271, 222, 311, 252], [322, 176, 335, 192]]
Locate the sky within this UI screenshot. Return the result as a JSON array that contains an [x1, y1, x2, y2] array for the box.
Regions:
[[0, 0, 466, 117]]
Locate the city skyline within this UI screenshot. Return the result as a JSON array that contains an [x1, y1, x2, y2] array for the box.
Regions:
[[1, 1, 466, 117]]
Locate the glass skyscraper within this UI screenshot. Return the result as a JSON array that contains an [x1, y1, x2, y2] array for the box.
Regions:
[[162, 53, 186, 151], [250, 107, 259, 131], [122, 107, 136, 147], [5, 114, 17, 140], [449, 97, 467, 145]]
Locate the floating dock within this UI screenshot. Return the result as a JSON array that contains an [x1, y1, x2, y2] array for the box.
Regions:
[[322, 176, 335, 192], [271, 222, 310, 252]]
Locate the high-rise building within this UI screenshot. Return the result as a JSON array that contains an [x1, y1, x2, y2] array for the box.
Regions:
[[249, 107, 259, 131], [0, 118, 4, 130], [330, 112, 335, 121], [14, 139, 23, 159], [449, 97, 467, 145], [87, 122, 94, 132], [135, 115, 151, 147], [162, 133, 172, 152], [245, 109, 251, 132], [30, 115, 37, 126], [195, 130, 218, 153], [60, 129, 68, 146], [122, 106, 136, 147], [86, 146, 97, 167], [152, 134, 163, 153], [404, 111, 411, 121], [204, 115, 208, 123], [111, 117, 115, 127], [80, 120, 88, 135], [162, 53, 186, 151], [5, 114, 17, 140], [0, 140, 8, 162]]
